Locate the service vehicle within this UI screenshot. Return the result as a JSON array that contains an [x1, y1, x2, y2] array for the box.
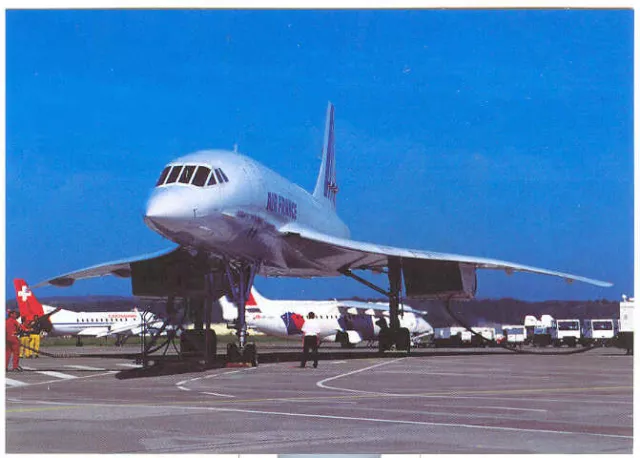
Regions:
[[502, 324, 526, 348], [616, 295, 633, 354], [551, 319, 581, 347], [581, 319, 616, 346]]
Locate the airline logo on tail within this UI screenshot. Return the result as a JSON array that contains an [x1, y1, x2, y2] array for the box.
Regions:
[[245, 291, 261, 313], [13, 279, 45, 322], [323, 103, 338, 205]]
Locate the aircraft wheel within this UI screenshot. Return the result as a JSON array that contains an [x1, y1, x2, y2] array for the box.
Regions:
[[378, 328, 391, 353], [395, 328, 411, 353], [244, 343, 258, 367], [226, 342, 241, 363]]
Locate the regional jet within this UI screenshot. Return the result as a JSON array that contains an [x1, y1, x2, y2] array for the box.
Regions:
[[14, 279, 163, 346], [219, 287, 433, 349], [36, 102, 611, 362]]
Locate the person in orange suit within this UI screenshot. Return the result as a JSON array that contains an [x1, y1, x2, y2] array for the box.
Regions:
[[6, 310, 27, 372]]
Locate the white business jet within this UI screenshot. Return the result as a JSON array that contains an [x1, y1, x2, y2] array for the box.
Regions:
[[36, 102, 610, 361]]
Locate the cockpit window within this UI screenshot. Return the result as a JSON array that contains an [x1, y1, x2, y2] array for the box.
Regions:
[[155, 167, 171, 186], [166, 166, 182, 184], [192, 166, 211, 187], [160, 164, 228, 187], [179, 165, 197, 184]]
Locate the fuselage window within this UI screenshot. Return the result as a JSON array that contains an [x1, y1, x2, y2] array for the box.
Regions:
[[156, 167, 171, 186], [179, 165, 197, 184], [214, 168, 224, 183], [219, 169, 229, 182], [207, 172, 218, 186], [192, 166, 211, 187], [166, 166, 183, 184]]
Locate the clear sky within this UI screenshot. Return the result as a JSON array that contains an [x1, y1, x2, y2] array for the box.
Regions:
[[5, 9, 634, 302]]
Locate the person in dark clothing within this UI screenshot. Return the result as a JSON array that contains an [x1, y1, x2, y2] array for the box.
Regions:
[[6, 310, 27, 371], [300, 311, 320, 368], [27, 315, 42, 358]]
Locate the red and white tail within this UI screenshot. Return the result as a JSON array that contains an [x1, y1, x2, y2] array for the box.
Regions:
[[219, 287, 271, 321], [13, 279, 45, 322]]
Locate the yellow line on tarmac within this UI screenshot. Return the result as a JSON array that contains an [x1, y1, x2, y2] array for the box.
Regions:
[[6, 405, 84, 413]]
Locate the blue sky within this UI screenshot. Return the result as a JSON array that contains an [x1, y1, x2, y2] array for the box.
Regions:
[[5, 9, 633, 302]]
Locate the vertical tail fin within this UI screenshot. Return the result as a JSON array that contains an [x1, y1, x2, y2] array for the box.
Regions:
[[313, 102, 338, 209], [219, 287, 274, 322], [13, 279, 45, 322]]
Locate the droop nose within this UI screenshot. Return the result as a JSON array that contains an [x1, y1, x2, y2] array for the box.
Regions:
[[144, 189, 196, 228]]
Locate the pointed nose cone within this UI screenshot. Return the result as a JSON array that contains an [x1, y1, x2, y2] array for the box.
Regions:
[[144, 189, 195, 233]]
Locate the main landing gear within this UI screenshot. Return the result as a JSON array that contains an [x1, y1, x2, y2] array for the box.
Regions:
[[223, 260, 260, 367], [340, 257, 411, 355]]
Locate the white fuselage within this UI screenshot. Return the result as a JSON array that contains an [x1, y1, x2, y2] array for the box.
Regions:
[[145, 150, 349, 275], [40, 305, 154, 337], [220, 294, 432, 343]]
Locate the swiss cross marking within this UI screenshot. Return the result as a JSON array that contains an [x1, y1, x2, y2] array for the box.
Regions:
[[18, 285, 32, 302]]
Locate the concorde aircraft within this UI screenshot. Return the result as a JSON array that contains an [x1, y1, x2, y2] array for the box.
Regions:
[[219, 287, 433, 348], [36, 102, 611, 362]]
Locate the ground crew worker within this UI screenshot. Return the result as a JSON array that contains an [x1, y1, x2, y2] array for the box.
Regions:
[[300, 311, 321, 368], [19, 314, 30, 358], [28, 315, 42, 358], [6, 310, 27, 372]]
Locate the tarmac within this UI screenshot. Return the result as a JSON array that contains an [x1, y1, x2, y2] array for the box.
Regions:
[[5, 344, 633, 453]]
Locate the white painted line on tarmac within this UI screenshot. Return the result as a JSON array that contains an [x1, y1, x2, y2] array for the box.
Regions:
[[64, 365, 106, 371], [117, 363, 142, 368], [200, 405, 633, 440], [35, 371, 78, 380], [380, 370, 549, 380], [317, 359, 399, 393], [421, 394, 633, 405], [175, 367, 253, 398], [5, 378, 29, 387], [202, 391, 236, 398], [6, 371, 116, 388]]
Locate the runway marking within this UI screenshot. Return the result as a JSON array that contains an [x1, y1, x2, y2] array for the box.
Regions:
[[194, 405, 633, 440], [202, 391, 236, 398], [7, 397, 630, 440], [317, 360, 632, 399], [174, 367, 252, 398], [5, 378, 29, 387], [432, 395, 633, 405], [64, 365, 106, 371], [6, 405, 85, 413], [379, 370, 549, 380], [316, 359, 399, 392], [5, 371, 116, 388], [422, 403, 548, 413], [34, 371, 78, 380]]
